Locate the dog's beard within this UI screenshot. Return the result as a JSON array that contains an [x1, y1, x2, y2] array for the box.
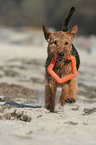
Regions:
[[48, 49, 71, 67], [49, 51, 57, 60]]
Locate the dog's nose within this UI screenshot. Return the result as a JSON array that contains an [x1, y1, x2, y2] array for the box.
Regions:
[[58, 52, 64, 58]]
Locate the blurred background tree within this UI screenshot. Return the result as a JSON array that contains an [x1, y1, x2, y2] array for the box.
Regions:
[[0, 0, 95, 35]]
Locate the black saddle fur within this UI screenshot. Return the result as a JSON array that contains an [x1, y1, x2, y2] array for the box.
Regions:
[[71, 44, 80, 71]]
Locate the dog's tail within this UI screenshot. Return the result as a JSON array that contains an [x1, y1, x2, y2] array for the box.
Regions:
[[62, 7, 75, 32]]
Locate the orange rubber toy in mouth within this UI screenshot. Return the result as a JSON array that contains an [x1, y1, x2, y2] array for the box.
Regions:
[[47, 55, 77, 84]]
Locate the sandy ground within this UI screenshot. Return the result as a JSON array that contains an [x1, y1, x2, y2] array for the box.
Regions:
[[0, 28, 96, 145]]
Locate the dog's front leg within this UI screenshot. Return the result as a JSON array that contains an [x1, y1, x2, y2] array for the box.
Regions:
[[45, 79, 57, 112], [66, 77, 77, 103], [60, 83, 69, 106], [60, 77, 77, 105]]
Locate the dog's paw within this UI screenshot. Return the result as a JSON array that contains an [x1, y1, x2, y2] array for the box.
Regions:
[[65, 98, 76, 103]]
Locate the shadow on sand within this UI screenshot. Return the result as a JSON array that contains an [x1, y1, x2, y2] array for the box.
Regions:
[[3, 102, 42, 108]]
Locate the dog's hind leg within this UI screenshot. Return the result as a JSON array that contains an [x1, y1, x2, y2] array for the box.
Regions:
[[45, 80, 57, 112]]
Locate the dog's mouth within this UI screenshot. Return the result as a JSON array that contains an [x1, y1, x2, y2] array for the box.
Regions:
[[56, 59, 64, 64], [56, 58, 71, 64]]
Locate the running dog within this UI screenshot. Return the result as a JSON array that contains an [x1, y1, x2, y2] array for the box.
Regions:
[[43, 7, 80, 112]]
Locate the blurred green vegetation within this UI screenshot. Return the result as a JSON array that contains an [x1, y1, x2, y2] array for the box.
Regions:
[[0, 0, 96, 35]]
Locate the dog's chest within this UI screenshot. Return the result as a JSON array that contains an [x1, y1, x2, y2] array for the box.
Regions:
[[54, 62, 72, 78]]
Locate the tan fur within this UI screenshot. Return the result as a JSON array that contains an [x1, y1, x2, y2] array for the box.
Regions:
[[43, 25, 78, 112]]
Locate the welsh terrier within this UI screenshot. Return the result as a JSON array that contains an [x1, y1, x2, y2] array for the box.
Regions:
[[43, 7, 80, 112]]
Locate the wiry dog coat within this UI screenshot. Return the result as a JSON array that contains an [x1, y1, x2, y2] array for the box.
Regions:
[[43, 7, 80, 112]]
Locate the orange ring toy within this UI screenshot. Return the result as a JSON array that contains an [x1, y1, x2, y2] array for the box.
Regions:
[[47, 55, 77, 84]]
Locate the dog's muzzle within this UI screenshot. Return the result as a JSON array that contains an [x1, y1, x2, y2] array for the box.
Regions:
[[57, 52, 65, 63], [58, 52, 64, 58]]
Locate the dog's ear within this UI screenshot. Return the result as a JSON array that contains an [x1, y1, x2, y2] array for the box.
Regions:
[[43, 25, 52, 41], [67, 25, 78, 40]]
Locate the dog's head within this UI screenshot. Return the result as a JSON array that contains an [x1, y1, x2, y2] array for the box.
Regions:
[[43, 25, 78, 63]]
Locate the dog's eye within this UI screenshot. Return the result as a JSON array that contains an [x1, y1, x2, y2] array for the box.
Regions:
[[54, 41, 57, 45], [51, 41, 57, 45], [65, 42, 68, 45]]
